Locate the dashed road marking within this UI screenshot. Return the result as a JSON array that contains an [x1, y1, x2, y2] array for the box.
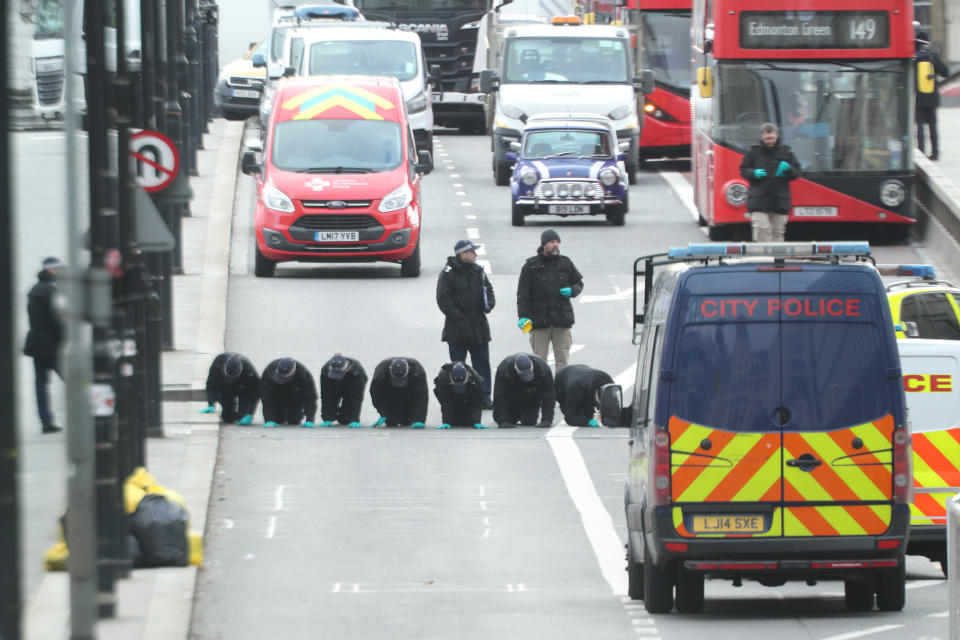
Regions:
[[467, 227, 479, 239], [478, 259, 492, 274], [266, 515, 277, 538], [461, 202, 472, 207], [274, 485, 285, 510]]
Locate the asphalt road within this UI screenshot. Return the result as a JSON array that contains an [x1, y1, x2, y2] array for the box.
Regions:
[[188, 128, 951, 640]]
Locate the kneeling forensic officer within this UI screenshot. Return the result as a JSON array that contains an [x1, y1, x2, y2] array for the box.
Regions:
[[200, 352, 261, 425], [554, 364, 613, 427], [260, 357, 318, 428], [370, 357, 429, 427], [493, 353, 555, 429], [433, 362, 488, 429], [319, 353, 367, 428]]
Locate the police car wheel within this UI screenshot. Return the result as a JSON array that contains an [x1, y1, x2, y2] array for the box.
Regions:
[[626, 541, 644, 600], [875, 561, 906, 611], [674, 567, 704, 613], [843, 578, 874, 611], [642, 542, 674, 613]]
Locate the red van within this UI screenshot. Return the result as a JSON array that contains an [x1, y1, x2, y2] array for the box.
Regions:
[[241, 75, 433, 277]]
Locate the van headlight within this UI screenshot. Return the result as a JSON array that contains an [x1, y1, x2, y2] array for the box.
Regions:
[[500, 103, 526, 121], [600, 169, 619, 186], [879, 180, 905, 207], [725, 183, 749, 207], [521, 169, 539, 186], [379, 183, 412, 212], [406, 91, 428, 114], [262, 183, 295, 213], [608, 103, 634, 121]]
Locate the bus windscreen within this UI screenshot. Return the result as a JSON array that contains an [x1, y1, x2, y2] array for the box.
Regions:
[[740, 11, 890, 50], [642, 12, 692, 95]]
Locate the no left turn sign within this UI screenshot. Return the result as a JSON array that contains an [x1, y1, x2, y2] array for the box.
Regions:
[[130, 130, 180, 193]]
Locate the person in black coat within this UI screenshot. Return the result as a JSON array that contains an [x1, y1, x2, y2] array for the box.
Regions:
[[437, 239, 496, 407], [260, 357, 318, 427], [915, 31, 950, 161], [739, 123, 800, 242], [493, 353, 555, 428], [516, 230, 583, 370], [319, 353, 367, 427], [23, 256, 65, 433], [555, 364, 613, 427], [433, 361, 487, 429], [369, 357, 429, 427], [201, 352, 260, 425]]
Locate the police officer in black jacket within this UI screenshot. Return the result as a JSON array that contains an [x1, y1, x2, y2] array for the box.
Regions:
[[370, 357, 429, 427], [201, 352, 260, 425], [260, 357, 318, 427], [433, 362, 487, 429], [23, 256, 65, 433], [916, 31, 950, 161], [555, 364, 613, 427], [517, 230, 583, 370], [437, 239, 496, 407], [493, 353, 555, 428], [739, 123, 800, 242], [319, 353, 367, 427]]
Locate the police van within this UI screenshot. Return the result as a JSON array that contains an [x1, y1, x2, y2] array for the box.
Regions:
[[601, 242, 911, 614]]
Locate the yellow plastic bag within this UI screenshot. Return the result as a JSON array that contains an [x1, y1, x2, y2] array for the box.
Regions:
[[127, 467, 157, 490], [188, 531, 204, 566], [124, 481, 147, 514], [45, 542, 69, 571]]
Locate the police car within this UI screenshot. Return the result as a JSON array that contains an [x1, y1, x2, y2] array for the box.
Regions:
[[213, 39, 268, 120], [509, 114, 629, 226]]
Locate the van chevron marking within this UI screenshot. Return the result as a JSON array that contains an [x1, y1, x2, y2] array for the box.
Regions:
[[282, 85, 396, 120]]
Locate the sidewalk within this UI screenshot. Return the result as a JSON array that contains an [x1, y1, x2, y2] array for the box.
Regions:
[[24, 118, 243, 639]]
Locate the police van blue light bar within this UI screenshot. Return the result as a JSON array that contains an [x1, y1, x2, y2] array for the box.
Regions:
[[876, 264, 937, 278], [668, 242, 871, 259]]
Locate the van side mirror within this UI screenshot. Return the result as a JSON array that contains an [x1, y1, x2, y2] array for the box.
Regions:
[[252, 53, 266, 68], [637, 69, 655, 95], [480, 69, 498, 94], [415, 150, 433, 175], [599, 384, 625, 427], [905, 321, 920, 338], [241, 150, 261, 176], [283, 66, 297, 78], [509, 141, 521, 153], [697, 67, 713, 98], [244, 138, 263, 153]]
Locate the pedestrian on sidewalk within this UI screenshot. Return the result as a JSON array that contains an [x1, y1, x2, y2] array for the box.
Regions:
[[433, 361, 488, 429], [24, 256, 66, 434], [437, 239, 496, 409], [260, 357, 318, 428], [369, 357, 429, 427], [493, 353, 555, 429], [739, 123, 800, 242], [916, 31, 950, 161], [554, 364, 613, 427], [516, 229, 583, 371], [318, 353, 367, 427], [200, 352, 261, 425]]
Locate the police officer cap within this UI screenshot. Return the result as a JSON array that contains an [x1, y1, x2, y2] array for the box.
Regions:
[[454, 239, 482, 254], [450, 362, 469, 393], [389, 357, 410, 387], [514, 354, 535, 382], [223, 355, 243, 380], [540, 229, 560, 246], [917, 30, 930, 42], [328, 354, 348, 380], [42, 256, 66, 269], [271, 357, 297, 384]]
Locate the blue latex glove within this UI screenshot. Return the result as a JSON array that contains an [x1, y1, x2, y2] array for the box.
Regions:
[[348, 422, 363, 428], [775, 160, 791, 177], [263, 421, 278, 429], [371, 416, 386, 428], [302, 421, 316, 428], [587, 419, 599, 427], [518, 317, 531, 329], [437, 423, 451, 429], [237, 414, 253, 426], [753, 168, 767, 179], [411, 421, 426, 429], [474, 423, 490, 429], [559, 287, 572, 298], [319, 420, 334, 427], [198, 405, 215, 414]]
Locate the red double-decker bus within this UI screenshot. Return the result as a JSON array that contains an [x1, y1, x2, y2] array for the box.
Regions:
[[631, 0, 692, 165], [692, 0, 917, 239]]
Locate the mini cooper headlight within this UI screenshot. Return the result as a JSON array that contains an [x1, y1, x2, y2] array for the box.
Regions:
[[542, 183, 556, 197], [583, 183, 597, 198], [557, 183, 570, 198], [570, 183, 584, 197], [600, 169, 619, 186], [521, 170, 539, 186]]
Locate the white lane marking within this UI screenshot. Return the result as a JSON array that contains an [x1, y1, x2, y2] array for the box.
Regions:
[[331, 583, 342, 593], [579, 289, 633, 303], [220, 518, 235, 529], [478, 260, 492, 274], [479, 485, 486, 497], [506, 583, 527, 592], [906, 579, 946, 590], [660, 171, 699, 223], [461, 202, 472, 207], [467, 227, 479, 239], [546, 425, 627, 595], [614, 363, 637, 395], [466, 214, 477, 220], [631, 618, 655, 625], [475, 245, 487, 256], [454, 183, 463, 187], [244, 553, 254, 560], [266, 516, 277, 538], [483, 528, 491, 538], [544, 345, 584, 365], [818, 625, 905, 640], [352, 583, 360, 593], [927, 611, 948, 618], [437, 152, 448, 156], [483, 516, 491, 526], [456, 191, 467, 196], [479, 501, 488, 510], [275, 485, 285, 510], [450, 173, 460, 177]]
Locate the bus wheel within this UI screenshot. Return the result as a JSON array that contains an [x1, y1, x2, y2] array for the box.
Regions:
[[627, 541, 644, 600], [643, 542, 674, 613], [844, 579, 874, 611], [875, 561, 906, 611], [675, 566, 704, 613]]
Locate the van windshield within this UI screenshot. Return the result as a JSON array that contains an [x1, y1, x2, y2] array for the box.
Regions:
[[306, 40, 419, 81], [272, 119, 403, 172]]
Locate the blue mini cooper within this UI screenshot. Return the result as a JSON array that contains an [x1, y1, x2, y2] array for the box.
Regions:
[[509, 115, 629, 226]]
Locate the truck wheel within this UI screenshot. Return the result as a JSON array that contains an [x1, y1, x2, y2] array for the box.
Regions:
[[254, 247, 275, 278], [643, 541, 674, 613], [494, 159, 512, 186], [400, 241, 421, 277], [627, 540, 644, 600], [512, 204, 525, 226], [844, 579, 874, 611], [875, 561, 906, 611]]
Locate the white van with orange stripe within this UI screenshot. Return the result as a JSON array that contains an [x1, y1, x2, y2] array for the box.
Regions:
[[602, 242, 911, 614]]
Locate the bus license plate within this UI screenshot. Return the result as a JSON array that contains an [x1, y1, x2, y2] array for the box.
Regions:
[[314, 231, 359, 242], [793, 206, 838, 217], [691, 515, 764, 534], [232, 89, 260, 99], [548, 204, 590, 214]]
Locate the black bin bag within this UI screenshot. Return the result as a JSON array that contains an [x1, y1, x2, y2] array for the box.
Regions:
[[130, 493, 189, 567]]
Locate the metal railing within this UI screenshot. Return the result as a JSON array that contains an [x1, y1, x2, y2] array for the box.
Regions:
[[948, 492, 960, 639]]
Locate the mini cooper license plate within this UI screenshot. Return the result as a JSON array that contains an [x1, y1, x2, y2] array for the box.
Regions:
[[793, 206, 838, 217], [548, 204, 590, 214], [691, 515, 764, 534], [232, 89, 260, 99], [314, 231, 359, 242]]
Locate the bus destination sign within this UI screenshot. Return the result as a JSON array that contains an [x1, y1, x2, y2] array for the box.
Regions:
[[740, 11, 890, 49]]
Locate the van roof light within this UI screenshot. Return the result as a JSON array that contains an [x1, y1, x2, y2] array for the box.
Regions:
[[551, 15, 581, 24], [668, 241, 872, 259], [876, 264, 936, 278]]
